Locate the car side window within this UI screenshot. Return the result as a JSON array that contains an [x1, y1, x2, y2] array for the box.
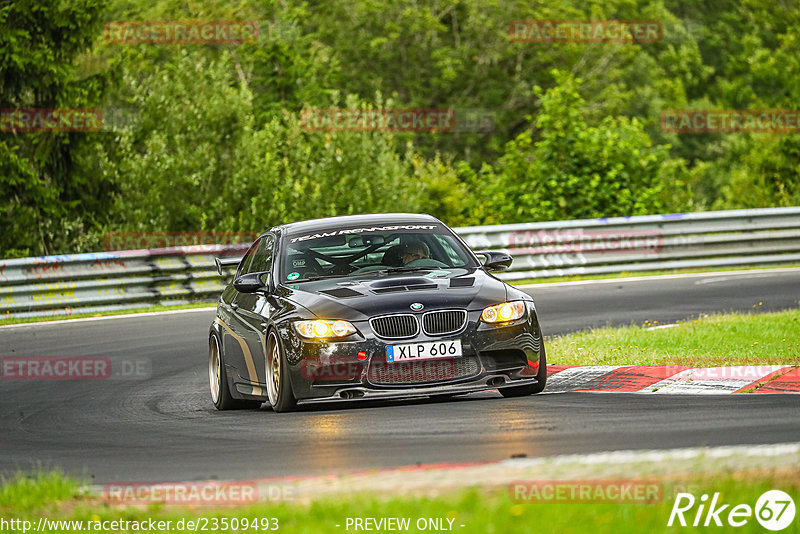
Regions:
[[236, 238, 261, 278], [246, 235, 275, 275]]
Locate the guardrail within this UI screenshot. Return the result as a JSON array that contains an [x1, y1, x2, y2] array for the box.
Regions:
[[458, 206, 800, 280], [0, 246, 249, 319], [2, 207, 799, 319]]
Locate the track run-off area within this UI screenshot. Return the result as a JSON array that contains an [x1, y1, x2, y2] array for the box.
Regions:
[[1, 268, 799, 483]]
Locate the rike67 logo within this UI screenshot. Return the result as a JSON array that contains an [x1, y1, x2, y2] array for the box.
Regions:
[[668, 490, 796, 531]]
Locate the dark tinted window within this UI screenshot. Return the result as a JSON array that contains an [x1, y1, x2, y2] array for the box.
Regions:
[[247, 235, 275, 274], [236, 238, 261, 277], [280, 223, 478, 282]]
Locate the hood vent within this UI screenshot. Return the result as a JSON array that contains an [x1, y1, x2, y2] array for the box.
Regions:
[[372, 286, 407, 294], [370, 277, 429, 288], [319, 287, 364, 298], [449, 277, 475, 288], [372, 283, 437, 294], [369, 277, 438, 294]]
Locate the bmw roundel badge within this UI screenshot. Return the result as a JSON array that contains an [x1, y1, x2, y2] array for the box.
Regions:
[[410, 302, 424, 311]]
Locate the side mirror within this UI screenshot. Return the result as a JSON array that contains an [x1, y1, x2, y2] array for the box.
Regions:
[[477, 250, 513, 272], [233, 272, 267, 294]]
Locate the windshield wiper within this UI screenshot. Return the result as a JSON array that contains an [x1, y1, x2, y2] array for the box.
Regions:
[[289, 273, 346, 282], [292, 265, 439, 282], [380, 266, 437, 274]]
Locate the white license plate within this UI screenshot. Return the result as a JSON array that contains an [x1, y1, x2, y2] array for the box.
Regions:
[[386, 340, 462, 362]]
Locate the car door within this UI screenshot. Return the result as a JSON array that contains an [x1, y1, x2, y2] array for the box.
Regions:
[[218, 237, 267, 396], [231, 234, 278, 391]]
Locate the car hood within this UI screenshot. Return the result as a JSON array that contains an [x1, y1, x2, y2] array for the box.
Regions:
[[280, 269, 509, 321]]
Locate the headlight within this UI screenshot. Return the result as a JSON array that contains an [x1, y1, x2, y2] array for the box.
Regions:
[[294, 320, 357, 339], [481, 301, 526, 324]]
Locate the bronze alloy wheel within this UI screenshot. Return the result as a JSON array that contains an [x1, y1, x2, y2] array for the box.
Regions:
[[266, 330, 281, 406], [265, 330, 297, 412], [209, 333, 261, 410], [209, 336, 221, 404]]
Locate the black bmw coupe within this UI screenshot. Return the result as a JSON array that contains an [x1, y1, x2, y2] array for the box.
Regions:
[[208, 213, 546, 412]]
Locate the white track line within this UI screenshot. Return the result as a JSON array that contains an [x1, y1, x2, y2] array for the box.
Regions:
[[86, 442, 800, 500], [0, 307, 217, 329], [504, 441, 800, 468], [518, 267, 800, 289]]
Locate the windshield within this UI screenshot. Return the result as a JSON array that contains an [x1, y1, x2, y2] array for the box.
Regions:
[[280, 224, 478, 282]]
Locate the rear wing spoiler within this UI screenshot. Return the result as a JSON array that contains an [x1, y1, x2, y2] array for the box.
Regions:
[[214, 256, 243, 275]]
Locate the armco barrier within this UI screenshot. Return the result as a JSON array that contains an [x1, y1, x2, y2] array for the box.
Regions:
[[2, 207, 800, 319], [458, 206, 800, 280], [0, 245, 249, 319]]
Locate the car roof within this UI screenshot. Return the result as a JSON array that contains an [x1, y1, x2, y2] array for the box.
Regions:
[[272, 213, 441, 235]]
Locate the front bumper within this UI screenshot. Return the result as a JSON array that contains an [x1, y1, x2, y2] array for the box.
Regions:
[[281, 307, 544, 402], [297, 374, 541, 405]]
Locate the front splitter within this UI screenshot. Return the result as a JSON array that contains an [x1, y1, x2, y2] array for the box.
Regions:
[[296, 374, 541, 404]]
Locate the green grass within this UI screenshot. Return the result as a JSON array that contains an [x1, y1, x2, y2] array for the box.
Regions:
[[1, 471, 798, 533], [0, 473, 79, 512], [0, 302, 214, 326], [548, 309, 800, 367], [510, 264, 800, 285]]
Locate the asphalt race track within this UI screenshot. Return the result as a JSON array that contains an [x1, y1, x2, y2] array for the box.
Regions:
[[1, 269, 799, 483], [525, 267, 800, 335]]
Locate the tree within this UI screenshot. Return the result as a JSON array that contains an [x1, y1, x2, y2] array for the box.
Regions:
[[465, 71, 674, 223], [0, 0, 109, 257]]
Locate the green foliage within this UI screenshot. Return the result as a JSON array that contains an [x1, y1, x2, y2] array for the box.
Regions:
[[308, 0, 696, 168], [464, 72, 673, 223], [0, 0, 109, 257], [2, 0, 799, 257], [717, 134, 800, 209], [214, 94, 469, 232], [213, 95, 417, 232], [92, 49, 249, 232], [90, 56, 465, 235]]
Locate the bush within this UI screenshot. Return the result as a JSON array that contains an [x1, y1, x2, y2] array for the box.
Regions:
[[464, 71, 675, 224]]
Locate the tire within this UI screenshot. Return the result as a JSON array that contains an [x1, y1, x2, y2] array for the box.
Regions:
[[209, 333, 262, 410], [266, 330, 297, 413], [500, 345, 547, 398]]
